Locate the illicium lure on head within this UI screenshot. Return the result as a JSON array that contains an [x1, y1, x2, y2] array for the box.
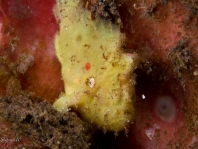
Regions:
[[53, 0, 136, 132]]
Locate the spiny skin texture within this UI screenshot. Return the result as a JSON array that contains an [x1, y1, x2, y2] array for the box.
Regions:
[[53, 0, 135, 132]]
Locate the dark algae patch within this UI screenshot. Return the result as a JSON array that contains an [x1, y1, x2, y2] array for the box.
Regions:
[[0, 92, 92, 149], [169, 38, 192, 90], [90, 0, 121, 25], [181, 0, 198, 14]]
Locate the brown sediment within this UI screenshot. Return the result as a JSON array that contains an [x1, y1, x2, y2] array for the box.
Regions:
[[0, 57, 18, 97], [182, 64, 198, 137], [168, 38, 192, 89], [181, 0, 198, 14], [89, 0, 121, 25], [0, 92, 92, 149], [154, 0, 198, 15], [0, 54, 34, 97], [140, 0, 171, 18]]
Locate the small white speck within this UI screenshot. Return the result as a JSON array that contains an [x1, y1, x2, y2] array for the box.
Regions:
[[142, 94, 146, 99], [88, 77, 95, 88], [66, 108, 71, 111]]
